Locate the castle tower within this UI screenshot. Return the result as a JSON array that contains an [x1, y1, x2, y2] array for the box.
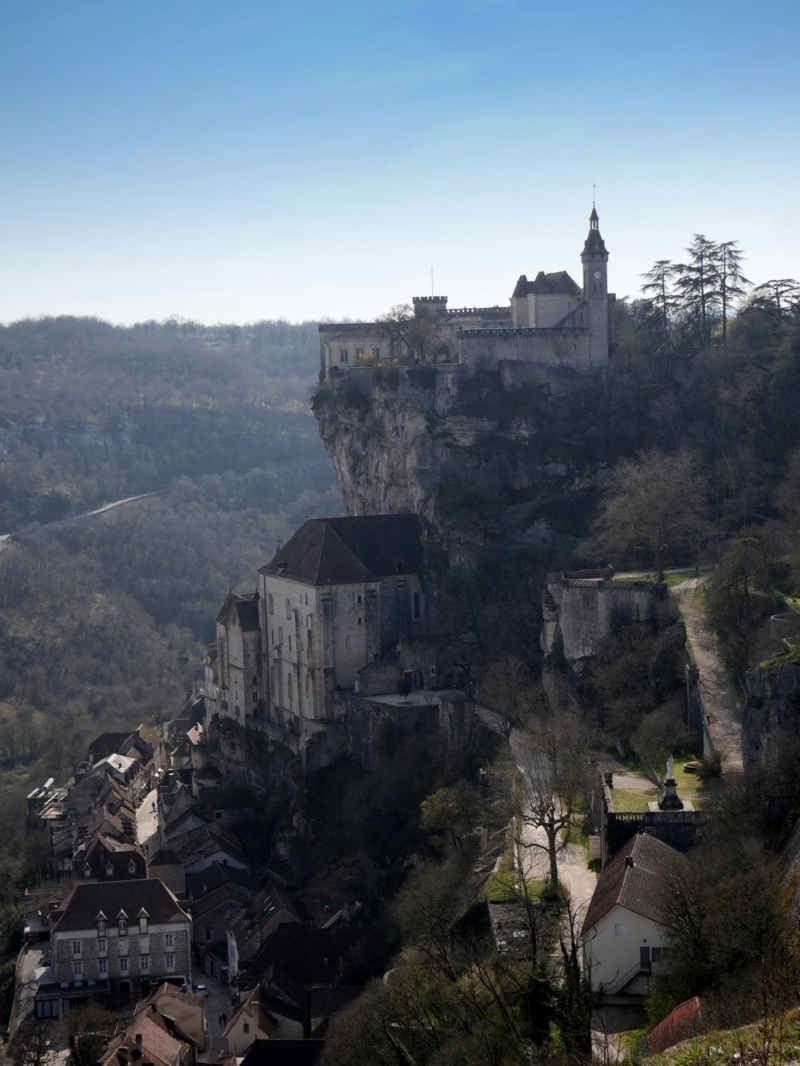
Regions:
[[581, 207, 612, 370]]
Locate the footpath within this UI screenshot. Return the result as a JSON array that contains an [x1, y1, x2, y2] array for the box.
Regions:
[[672, 576, 744, 772]]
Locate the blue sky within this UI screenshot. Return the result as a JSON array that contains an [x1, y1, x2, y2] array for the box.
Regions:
[[1, 0, 798, 325]]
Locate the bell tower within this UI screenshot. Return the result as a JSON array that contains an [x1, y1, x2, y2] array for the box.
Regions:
[[580, 207, 611, 369], [581, 206, 609, 298]]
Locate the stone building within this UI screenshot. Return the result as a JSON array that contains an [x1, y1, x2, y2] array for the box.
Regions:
[[37, 878, 192, 1016], [257, 514, 427, 735], [318, 207, 614, 379], [209, 514, 430, 764]]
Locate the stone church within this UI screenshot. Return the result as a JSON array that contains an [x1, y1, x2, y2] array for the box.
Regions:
[[207, 514, 432, 765], [318, 207, 614, 378]]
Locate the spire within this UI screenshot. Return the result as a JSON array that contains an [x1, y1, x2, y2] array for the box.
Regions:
[[582, 206, 608, 258]]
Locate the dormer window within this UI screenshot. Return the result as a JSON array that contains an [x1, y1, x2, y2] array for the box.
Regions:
[[138, 910, 148, 935], [118, 913, 128, 936], [127, 860, 137, 875], [96, 914, 107, 936], [105, 863, 114, 877], [82, 865, 91, 878]]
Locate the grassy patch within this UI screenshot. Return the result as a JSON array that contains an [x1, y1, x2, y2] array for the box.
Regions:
[[481, 842, 547, 903], [610, 787, 658, 812], [648, 1007, 800, 1066]]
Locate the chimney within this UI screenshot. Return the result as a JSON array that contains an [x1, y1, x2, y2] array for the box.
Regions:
[[624, 856, 635, 868]]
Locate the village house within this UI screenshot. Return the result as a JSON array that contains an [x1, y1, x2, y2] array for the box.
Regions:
[[581, 833, 679, 997], [36, 878, 192, 1017]]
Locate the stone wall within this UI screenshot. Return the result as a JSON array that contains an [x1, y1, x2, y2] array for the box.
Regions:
[[542, 572, 673, 662]]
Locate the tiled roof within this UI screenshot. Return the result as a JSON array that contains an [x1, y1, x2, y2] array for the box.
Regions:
[[52, 878, 189, 933], [186, 862, 260, 901], [649, 996, 705, 1053], [582, 833, 679, 933], [261, 514, 425, 585]]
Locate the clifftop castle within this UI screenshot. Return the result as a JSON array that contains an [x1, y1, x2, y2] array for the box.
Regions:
[[319, 208, 615, 379]]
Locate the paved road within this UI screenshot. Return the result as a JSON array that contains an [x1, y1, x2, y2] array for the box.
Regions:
[[673, 576, 744, 772], [0, 492, 163, 555]]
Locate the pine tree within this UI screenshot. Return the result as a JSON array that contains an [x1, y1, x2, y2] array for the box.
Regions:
[[716, 240, 749, 346]]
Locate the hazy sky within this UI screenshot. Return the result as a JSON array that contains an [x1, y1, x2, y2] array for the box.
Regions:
[[2, 0, 798, 325]]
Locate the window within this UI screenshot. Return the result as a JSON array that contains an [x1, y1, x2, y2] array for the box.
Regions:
[[165, 954, 174, 970], [651, 947, 662, 963], [119, 957, 129, 974], [357, 594, 362, 604], [339, 347, 348, 363], [288, 635, 292, 651], [205, 928, 212, 942], [278, 626, 283, 645], [128, 860, 137, 875], [357, 617, 362, 626], [268, 593, 274, 614], [243, 1023, 250, 1034], [252, 691, 258, 701], [99, 959, 107, 975], [118, 916, 127, 936], [287, 673, 293, 704], [285, 598, 291, 619], [72, 941, 82, 956], [97, 938, 107, 955], [73, 961, 82, 977], [140, 956, 150, 973], [307, 630, 312, 651], [614, 923, 626, 937], [138, 913, 148, 935], [165, 934, 174, 949], [252, 675, 258, 686], [105, 863, 114, 877]]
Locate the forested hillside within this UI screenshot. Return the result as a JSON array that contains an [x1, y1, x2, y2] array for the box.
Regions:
[[0, 316, 342, 858]]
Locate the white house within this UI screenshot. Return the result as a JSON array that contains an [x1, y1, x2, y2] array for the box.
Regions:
[[581, 833, 680, 996]]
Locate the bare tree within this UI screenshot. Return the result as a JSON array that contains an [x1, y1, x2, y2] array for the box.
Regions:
[[478, 654, 535, 741], [515, 701, 589, 892], [587, 447, 709, 580]]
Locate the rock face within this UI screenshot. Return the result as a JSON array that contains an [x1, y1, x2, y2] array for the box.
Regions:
[[313, 363, 603, 530], [742, 658, 800, 771]]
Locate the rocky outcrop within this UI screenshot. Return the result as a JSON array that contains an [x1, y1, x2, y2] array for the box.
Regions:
[[742, 653, 800, 771], [313, 363, 603, 530]]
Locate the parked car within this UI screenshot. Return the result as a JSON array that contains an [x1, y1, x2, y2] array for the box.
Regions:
[[194, 983, 208, 996]]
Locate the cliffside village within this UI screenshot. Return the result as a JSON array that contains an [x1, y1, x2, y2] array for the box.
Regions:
[[12, 208, 735, 1063]]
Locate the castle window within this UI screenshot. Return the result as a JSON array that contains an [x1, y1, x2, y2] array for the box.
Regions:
[[268, 594, 274, 614], [287, 673, 293, 704], [253, 691, 258, 701], [278, 627, 283, 645], [288, 635, 292, 651], [357, 594, 362, 604], [252, 675, 258, 686], [285, 598, 291, 619], [357, 617, 362, 626], [414, 592, 421, 620]]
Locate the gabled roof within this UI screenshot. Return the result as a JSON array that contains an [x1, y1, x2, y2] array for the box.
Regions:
[[582, 833, 679, 933], [217, 591, 260, 630], [186, 861, 260, 901], [512, 271, 582, 298], [51, 878, 189, 933], [261, 514, 425, 586]]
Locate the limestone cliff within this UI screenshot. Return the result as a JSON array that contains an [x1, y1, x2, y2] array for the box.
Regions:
[[742, 650, 800, 772], [313, 362, 606, 534]]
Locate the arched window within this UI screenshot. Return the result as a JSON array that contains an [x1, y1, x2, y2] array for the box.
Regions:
[[278, 627, 283, 645], [287, 673, 293, 704], [252, 675, 258, 686], [268, 593, 274, 614], [285, 598, 291, 619]]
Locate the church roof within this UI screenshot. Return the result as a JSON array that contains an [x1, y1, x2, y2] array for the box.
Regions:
[[261, 514, 425, 586], [582, 208, 608, 257], [512, 271, 581, 298]]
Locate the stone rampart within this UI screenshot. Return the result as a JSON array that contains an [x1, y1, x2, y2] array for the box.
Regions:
[[541, 573, 672, 662]]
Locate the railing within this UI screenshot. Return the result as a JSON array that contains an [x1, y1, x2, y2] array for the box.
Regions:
[[603, 959, 649, 995]]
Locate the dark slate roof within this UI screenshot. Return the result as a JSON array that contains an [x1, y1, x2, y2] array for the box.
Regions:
[[87, 732, 130, 762], [512, 271, 582, 298], [73, 837, 147, 881], [52, 878, 189, 933], [582, 209, 609, 257], [186, 861, 260, 901], [240, 1040, 324, 1066], [217, 591, 260, 630], [582, 833, 679, 933], [242, 922, 383, 987], [261, 515, 425, 586]]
